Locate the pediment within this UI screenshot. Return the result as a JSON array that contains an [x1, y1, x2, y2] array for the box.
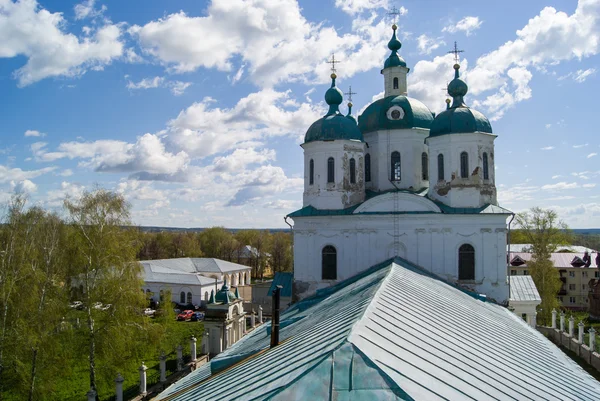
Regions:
[[354, 192, 441, 214]]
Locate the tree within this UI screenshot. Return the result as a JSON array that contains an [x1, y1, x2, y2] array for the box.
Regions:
[[270, 232, 292, 272], [65, 189, 147, 397], [515, 207, 572, 325]]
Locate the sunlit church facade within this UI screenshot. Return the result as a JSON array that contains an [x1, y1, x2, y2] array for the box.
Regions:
[[287, 24, 512, 304]]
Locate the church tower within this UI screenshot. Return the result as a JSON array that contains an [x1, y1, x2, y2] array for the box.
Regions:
[[302, 73, 365, 210], [382, 24, 409, 97], [426, 62, 497, 208]]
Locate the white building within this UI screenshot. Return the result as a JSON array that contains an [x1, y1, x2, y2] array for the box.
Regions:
[[288, 24, 512, 304], [140, 258, 251, 305]]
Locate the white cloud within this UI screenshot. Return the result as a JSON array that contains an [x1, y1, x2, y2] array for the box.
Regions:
[[0, 165, 55, 184], [0, 0, 124, 86], [416, 34, 445, 55], [24, 129, 45, 137], [408, 53, 458, 114], [541, 146, 554, 150], [11, 179, 37, 194], [552, 175, 562, 179], [60, 169, 73, 177], [574, 68, 597, 83], [584, 183, 597, 188], [573, 143, 589, 148], [129, 0, 391, 87], [230, 64, 245, 84], [126, 76, 192, 96], [213, 148, 276, 172], [588, 152, 598, 158], [541, 182, 579, 190], [45, 181, 86, 207], [443, 16, 482, 36], [545, 123, 552, 129], [74, 0, 106, 20]]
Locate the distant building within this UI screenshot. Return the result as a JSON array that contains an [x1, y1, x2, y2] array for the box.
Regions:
[[140, 258, 251, 306], [509, 275, 541, 327], [508, 252, 600, 310]]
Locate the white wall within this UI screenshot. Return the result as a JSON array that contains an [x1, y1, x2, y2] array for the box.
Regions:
[[292, 212, 510, 304]]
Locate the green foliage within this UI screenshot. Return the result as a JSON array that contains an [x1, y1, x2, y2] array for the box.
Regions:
[[515, 207, 571, 325]]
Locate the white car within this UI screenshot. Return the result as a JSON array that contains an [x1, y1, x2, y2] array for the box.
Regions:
[[143, 308, 155, 317], [69, 301, 83, 309]]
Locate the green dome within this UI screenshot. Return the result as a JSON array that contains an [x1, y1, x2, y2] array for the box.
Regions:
[[214, 282, 237, 304], [429, 107, 492, 137], [304, 74, 364, 143], [383, 25, 407, 69], [429, 63, 492, 137], [358, 95, 434, 134]]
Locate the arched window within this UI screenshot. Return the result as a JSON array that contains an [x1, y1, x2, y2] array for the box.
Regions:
[[483, 152, 489, 180], [437, 154, 444, 181], [327, 157, 335, 183], [187, 292, 193, 304], [393, 77, 399, 89], [204, 291, 209, 301], [458, 244, 475, 280], [180, 291, 185, 304], [460, 152, 469, 178], [421, 152, 428, 180], [391, 151, 401, 181], [322, 246, 337, 280], [309, 159, 314, 185], [350, 158, 356, 184], [365, 153, 371, 182]]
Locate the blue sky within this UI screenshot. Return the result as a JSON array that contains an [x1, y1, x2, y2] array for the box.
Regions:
[[1, 0, 599, 228]]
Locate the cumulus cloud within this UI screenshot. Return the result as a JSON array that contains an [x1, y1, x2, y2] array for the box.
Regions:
[[0, 165, 55, 184], [416, 34, 445, 55], [24, 129, 45, 137], [588, 153, 598, 158], [0, 0, 124, 86], [213, 148, 276, 173], [129, 0, 391, 87], [443, 16, 482, 36], [74, 0, 106, 20], [126, 77, 192, 96], [11, 179, 37, 194]]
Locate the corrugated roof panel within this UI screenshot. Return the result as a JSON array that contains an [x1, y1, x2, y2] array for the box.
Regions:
[[510, 252, 599, 269], [268, 272, 293, 298], [509, 276, 541, 302]]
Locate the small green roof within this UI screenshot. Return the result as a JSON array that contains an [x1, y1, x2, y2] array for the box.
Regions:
[[213, 281, 237, 304], [304, 74, 363, 143], [358, 95, 434, 134], [429, 64, 492, 138]]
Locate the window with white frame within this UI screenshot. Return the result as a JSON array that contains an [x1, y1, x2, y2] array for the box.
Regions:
[[569, 297, 576, 304]]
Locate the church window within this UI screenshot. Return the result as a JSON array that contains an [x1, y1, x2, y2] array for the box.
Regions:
[[458, 244, 475, 280], [322, 245, 337, 280], [437, 154, 444, 181], [393, 77, 399, 89], [327, 157, 335, 183], [187, 292, 193, 304], [350, 158, 356, 184], [309, 159, 314, 185], [483, 152, 489, 180], [460, 152, 469, 178], [421, 152, 428, 180], [180, 291, 185, 304], [391, 151, 401, 181], [365, 154, 371, 182]]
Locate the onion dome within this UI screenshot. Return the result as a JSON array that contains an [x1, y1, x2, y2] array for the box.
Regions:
[[384, 24, 407, 69], [304, 73, 364, 143], [429, 64, 492, 137], [214, 280, 238, 304], [358, 95, 434, 134], [346, 102, 357, 124]]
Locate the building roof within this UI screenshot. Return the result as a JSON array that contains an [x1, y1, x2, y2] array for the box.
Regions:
[[157, 258, 600, 401], [510, 252, 600, 269], [509, 276, 541, 302], [140, 258, 249, 287], [358, 95, 434, 134], [268, 272, 293, 298], [509, 244, 598, 253], [383, 24, 406, 69], [287, 190, 512, 218]]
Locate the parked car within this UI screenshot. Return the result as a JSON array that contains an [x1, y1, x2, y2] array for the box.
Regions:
[[143, 308, 155, 317], [177, 310, 194, 321], [101, 304, 111, 311], [93, 302, 103, 310], [190, 312, 204, 321], [69, 301, 84, 310]]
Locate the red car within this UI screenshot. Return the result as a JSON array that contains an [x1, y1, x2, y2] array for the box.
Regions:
[[177, 310, 194, 321]]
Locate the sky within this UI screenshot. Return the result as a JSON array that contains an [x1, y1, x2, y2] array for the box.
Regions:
[[1, 0, 599, 228]]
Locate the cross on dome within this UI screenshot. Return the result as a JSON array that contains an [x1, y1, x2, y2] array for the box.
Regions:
[[344, 86, 357, 104], [327, 53, 341, 75], [447, 41, 464, 64], [387, 5, 402, 26]]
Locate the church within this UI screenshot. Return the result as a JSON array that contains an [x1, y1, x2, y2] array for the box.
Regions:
[[156, 25, 600, 401], [288, 23, 511, 304]]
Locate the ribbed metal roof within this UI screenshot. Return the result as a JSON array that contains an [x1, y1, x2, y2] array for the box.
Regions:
[[268, 272, 293, 298], [510, 252, 599, 269], [157, 258, 600, 401], [509, 276, 541, 302]]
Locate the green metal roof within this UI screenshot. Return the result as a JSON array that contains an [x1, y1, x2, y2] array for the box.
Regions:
[[429, 63, 492, 138], [358, 95, 433, 134], [268, 272, 293, 298], [157, 257, 600, 400], [383, 25, 407, 69], [212, 282, 237, 304], [286, 191, 512, 218]]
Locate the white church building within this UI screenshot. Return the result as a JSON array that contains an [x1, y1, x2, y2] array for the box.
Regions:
[[288, 24, 512, 304]]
